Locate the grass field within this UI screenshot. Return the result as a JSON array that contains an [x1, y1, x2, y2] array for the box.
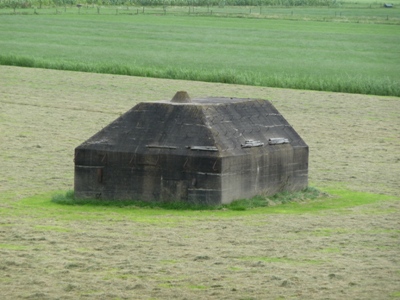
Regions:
[[1, 11, 399, 96], [1, 4, 400, 298], [1, 66, 399, 299]]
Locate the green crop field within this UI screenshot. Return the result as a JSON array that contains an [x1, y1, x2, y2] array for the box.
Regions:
[[0, 5, 399, 96]]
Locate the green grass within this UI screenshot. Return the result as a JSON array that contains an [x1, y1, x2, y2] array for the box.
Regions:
[[0, 14, 399, 96], [224, 186, 325, 210], [12, 187, 390, 226], [2, 188, 393, 223], [51, 190, 218, 210], [390, 291, 400, 298], [0, 244, 28, 251], [50, 187, 325, 210]]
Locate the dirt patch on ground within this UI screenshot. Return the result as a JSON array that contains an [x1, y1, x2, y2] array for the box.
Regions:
[[0, 66, 399, 299]]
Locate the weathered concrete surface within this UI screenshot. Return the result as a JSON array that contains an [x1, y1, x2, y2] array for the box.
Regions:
[[74, 94, 308, 204]]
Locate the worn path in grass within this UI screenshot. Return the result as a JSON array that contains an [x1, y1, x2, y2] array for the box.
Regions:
[[0, 66, 399, 299]]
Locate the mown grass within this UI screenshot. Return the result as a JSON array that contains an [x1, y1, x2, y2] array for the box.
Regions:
[[240, 256, 324, 265], [0, 14, 399, 96]]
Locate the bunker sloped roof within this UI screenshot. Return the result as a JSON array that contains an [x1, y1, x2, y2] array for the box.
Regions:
[[77, 97, 306, 157]]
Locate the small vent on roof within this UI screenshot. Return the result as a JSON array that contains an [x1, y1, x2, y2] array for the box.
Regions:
[[171, 91, 192, 103], [241, 140, 264, 148], [187, 146, 218, 152], [268, 138, 290, 145]]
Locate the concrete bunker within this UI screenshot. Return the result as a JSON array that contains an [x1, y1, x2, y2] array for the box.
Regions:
[[74, 92, 308, 205]]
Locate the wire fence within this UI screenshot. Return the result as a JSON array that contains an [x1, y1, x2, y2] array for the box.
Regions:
[[1, 2, 399, 23], [0, 0, 345, 9]]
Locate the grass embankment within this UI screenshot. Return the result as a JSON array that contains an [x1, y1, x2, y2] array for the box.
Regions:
[[0, 14, 399, 96]]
